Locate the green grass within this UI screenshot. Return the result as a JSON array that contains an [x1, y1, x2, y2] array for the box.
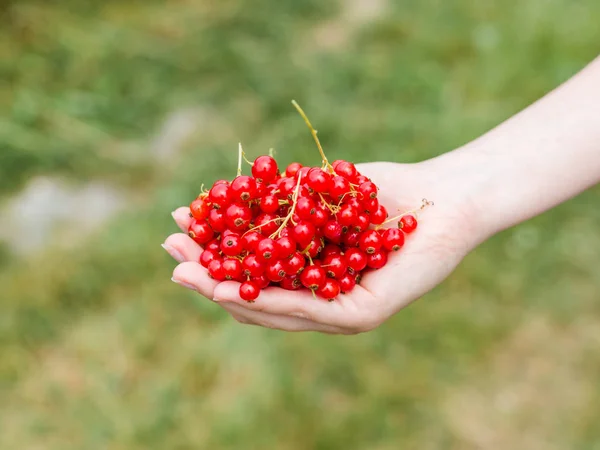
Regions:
[[1, 0, 600, 448]]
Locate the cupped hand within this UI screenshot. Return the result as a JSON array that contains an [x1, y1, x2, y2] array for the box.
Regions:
[[164, 161, 480, 334]]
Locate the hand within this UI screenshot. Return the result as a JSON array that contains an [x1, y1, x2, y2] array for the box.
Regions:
[[164, 161, 479, 334]]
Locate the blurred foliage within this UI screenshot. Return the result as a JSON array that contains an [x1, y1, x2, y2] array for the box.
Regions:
[[1, 0, 600, 449]]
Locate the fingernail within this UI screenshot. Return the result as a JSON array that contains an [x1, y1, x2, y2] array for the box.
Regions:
[[162, 243, 185, 263], [212, 297, 221, 303], [171, 211, 177, 220], [171, 277, 197, 291]]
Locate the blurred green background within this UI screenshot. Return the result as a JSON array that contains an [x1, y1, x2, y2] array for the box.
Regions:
[[2, 0, 600, 448]]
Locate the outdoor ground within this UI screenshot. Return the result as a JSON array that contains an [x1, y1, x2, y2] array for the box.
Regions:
[[1, 0, 600, 448]]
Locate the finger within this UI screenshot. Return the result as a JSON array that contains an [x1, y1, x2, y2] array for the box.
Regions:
[[172, 261, 218, 300], [212, 281, 374, 328], [162, 233, 203, 263], [218, 302, 347, 333], [172, 207, 193, 232]]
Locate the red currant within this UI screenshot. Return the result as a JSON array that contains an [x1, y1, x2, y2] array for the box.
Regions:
[[366, 250, 387, 269], [220, 233, 242, 257], [358, 229, 383, 254], [239, 281, 260, 302], [254, 213, 280, 236], [222, 258, 243, 281], [342, 229, 361, 247], [300, 265, 326, 290], [345, 248, 368, 272], [292, 221, 316, 249], [321, 244, 342, 258], [190, 198, 210, 220], [275, 236, 296, 259], [399, 215, 417, 233], [188, 219, 214, 244], [225, 204, 252, 231], [339, 272, 356, 293], [205, 239, 220, 252], [241, 231, 261, 252], [354, 213, 370, 232], [358, 181, 377, 200], [266, 260, 287, 282], [230, 176, 257, 202], [259, 194, 280, 214], [285, 162, 302, 177], [323, 220, 343, 243], [281, 275, 302, 290], [306, 168, 331, 193], [370, 204, 388, 225], [252, 155, 279, 183], [251, 273, 270, 289], [322, 254, 347, 279], [316, 279, 340, 300], [200, 250, 220, 268], [208, 183, 231, 209], [335, 161, 357, 181], [329, 176, 351, 200], [382, 228, 405, 251], [208, 208, 226, 233], [285, 251, 306, 275], [256, 238, 278, 262], [296, 196, 316, 221], [208, 259, 226, 281], [242, 254, 265, 277]]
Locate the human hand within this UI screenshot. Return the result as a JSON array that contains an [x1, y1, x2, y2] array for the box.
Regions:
[[164, 160, 482, 334]]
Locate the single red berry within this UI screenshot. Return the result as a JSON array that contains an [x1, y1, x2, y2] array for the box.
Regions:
[[295, 166, 311, 182], [190, 198, 210, 220], [335, 161, 357, 181], [358, 181, 377, 200], [358, 229, 383, 254], [367, 250, 388, 269], [252, 155, 279, 183], [254, 213, 280, 236], [285, 162, 302, 178], [363, 197, 379, 213], [225, 204, 252, 231], [321, 244, 342, 258], [208, 208, 226, 232], [281, 275, 302, 290], [296, 196, 317, 221], [259, 194, 280, 214], [305, 236, 324, 258], [208, 259, 226, 281], [329, 176, 351, 200], [337, 204, 358, 227], [208, 183, 231, 209], [311, 206, 329, 227], [251, 273, 270, 289], [355, 175, 370, 185], [322, 254, 347, 279], [370, 204, 388, 225], [323, 220, 343, 243], [277, 177, 297, 198], [221, 233, 243, 256], [292, 221, 316, 249], [300, 265, 326, 290], [342, 229, 361, 247], [399, 215, 417, 233], [188, 219, 214, 244], [306, 168, 331, 193], [239, 281, 260, 302], [200, 250, 220, 268], [332, 160, 344, 170], [242, 254, 265, 277], [339, 272, 356, 293], [230, 176, 257, 202], [222, 258, 243, 281], [275, 236, 296, 259], [354, 213, 370, 232], [256, 238, 278, 262], [382, 228, 405, 251], [285, 251, 306, 275], [242, 231, 262, 252], [316, 279, 341, 300], [266, 260, 287, 282], [345, 248, 368, 272], [205, 239, 220, 252]]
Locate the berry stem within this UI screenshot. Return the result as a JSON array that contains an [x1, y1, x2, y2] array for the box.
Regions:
[[237, 143, 244, 177], [269, 173, 303, 238], [268, 148, 275, 157], [376, 198, 434, 229], [291, 100, 333, 172], [318, 193, 341, 214]]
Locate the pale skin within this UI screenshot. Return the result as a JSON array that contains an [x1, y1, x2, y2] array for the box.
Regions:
[[164, 56, 600, 334]]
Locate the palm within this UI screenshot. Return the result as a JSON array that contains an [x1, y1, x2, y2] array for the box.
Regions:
[[166, 162, 473, 333]]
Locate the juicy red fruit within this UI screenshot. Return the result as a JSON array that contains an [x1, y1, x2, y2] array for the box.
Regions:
[[240, 281, 260, 302], [188, 219, 214, 244], [252, 155, 279, 183], [300, 265, 326, 290], [230, 176, 257, 202]]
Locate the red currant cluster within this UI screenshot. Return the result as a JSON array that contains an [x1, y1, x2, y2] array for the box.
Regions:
[[184, 101, 430, 302]]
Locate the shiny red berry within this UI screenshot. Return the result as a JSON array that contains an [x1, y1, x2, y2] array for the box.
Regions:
[[239, 281, 260, 302], [252, 155, 279, 183], [366, 250, 388, 269], [208, 183, 231, 209], [200, 250, 220, 268], [242, 254, 265, 277], [339, 272, 356, 293], [208, 208, 227, 232], [285, 251, 306, 275], [254, 213, 280, 236], [322, 254, 347, 279], [316, 279, 340, 300], [296, 196, 316, 220], [345, 248, 368, 272], [342, 229, 361, 247], [285, 162, 302, 177], [256, 238, 278, 262], [266, 260, 287, 282], [382, 228, 405, 251], [304, 236, 324, 258], [399, 215, 417, 233], [208, 259, 226, 281], [323, 220, 343, 243], [275, 236, 296, 259], [230, 176, 257, 202], [311, 206, 329, 227], [225, 204, 252, 231], [292, 221, 316, 249], [259, 194, 280, 214], [205, 239, 220, 252], [300, 265, 326, 290], [329, 176, 351, 200], [251, 273, 270, 289], [188, 219, 214, 244], [190, 198, 210, 220], [370, 204, 388, 225], [242, 231, 261, 252], [354, 213, 370, 232], [358, 230, 383, 254], [281, 275, 302, 290], [306, 168, 331, 193], [221, 233, 243, 256], [358, 181, 377, 200], [335, 161, 357, 181], [321, 244, 342, 258], [222, 258, 243, 280], [337, 204, 358, 227]]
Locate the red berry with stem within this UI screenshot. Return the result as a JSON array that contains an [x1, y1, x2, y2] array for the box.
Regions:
[[239, 281, 260, 302], [275, 236, 296, 259], [208, 259, 226, 281], [358, 181, 377, 200], [208, 183, 231, 209], [281, 275, 302, 290], [190, 198, 210, 220], [339, 272, 356, 293], [382, 228, 405, 251], [311, 206, 329, 227], [225, 203, 252, 231], [363, 197, 379, 213], [358, 229, 383, 254], [230, 175, 257, 202], [200, 250, 220, 268], [337, 204, 358, 227], [322, 254, 347, 279], [296, 196, 316, 221], [304, 236, 324, 258], [367, 250, 388, 269], [345, 248, 368, 272], [316, 279, 340, 300], [370, 204, 388, 225], [285, 251, 306, 275], [354, 213, 370, 232], [252, 155, 279, 183], [300, 265, 326, 290], [266, 260, 287, 282], [221, 233, 243, 256], [335, 161, 357, 181], [188, 219, 214, 244], [242, 254, 265, 277], [306, 168, 331, 193], [285, 162, 302, 177], [208, 208, 227, 233], [323, 220, 343, 243], [278, 177, 297, 198], [399, 214, 418, 233], [256, 238, 278, 262], [295, 166, 311, 182], [222, 258, 243, 281], [242, 231, 261, 252], [259, 194, 280, 214], [254, 213, 280, 236], [251, 274, 270, 289], [292, 221, 316, 249], [342, 229, 361, 247], [329, 176, 351, 201]]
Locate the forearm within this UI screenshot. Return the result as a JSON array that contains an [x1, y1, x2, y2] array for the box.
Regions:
[[433, 56, 600, 241]]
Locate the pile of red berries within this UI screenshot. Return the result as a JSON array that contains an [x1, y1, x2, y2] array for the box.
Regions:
[[185, 102, 428, 302]]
